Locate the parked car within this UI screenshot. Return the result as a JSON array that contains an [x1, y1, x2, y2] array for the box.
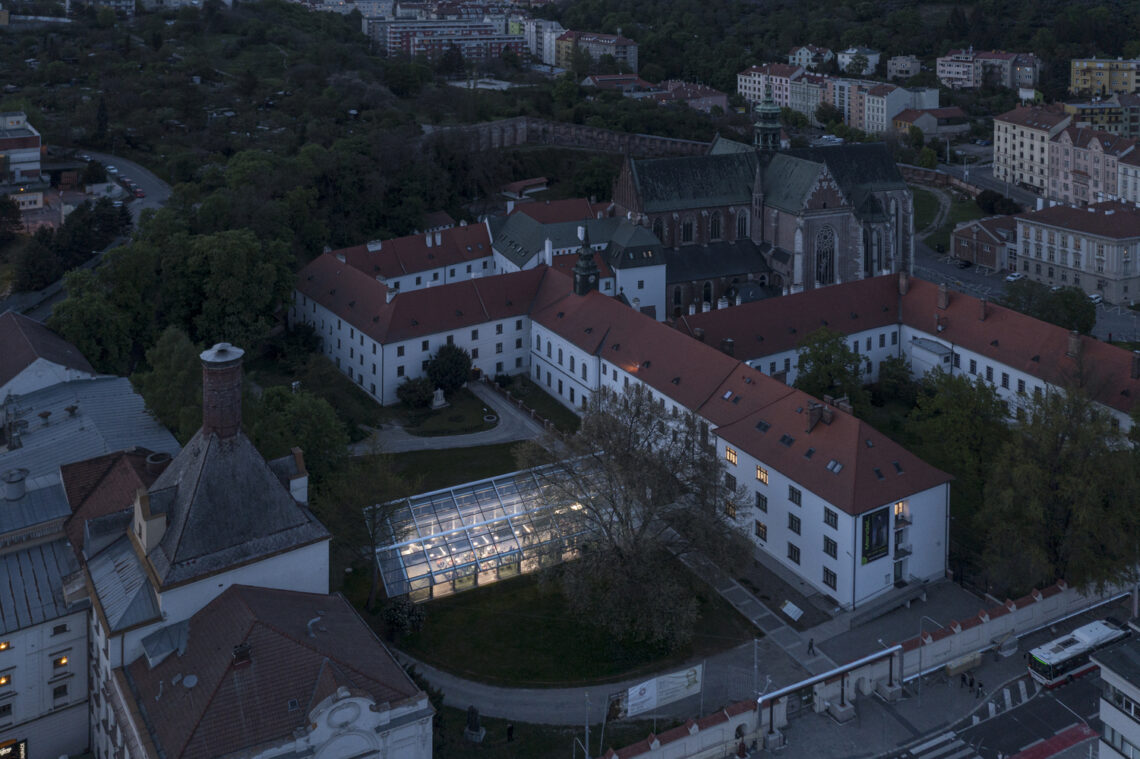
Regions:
[[134, 188, 145, 198], [956, 259, 973, 269], [1089, 293, 1104, 305], [1005, 272, 1025, 282], [106, 165, 118, 174]]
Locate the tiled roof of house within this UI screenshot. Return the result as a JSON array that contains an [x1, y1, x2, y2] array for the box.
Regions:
[[1053, 126, 1137, 156], [511, 197, 599, 225], [144, 428, 329, 588], [894, 107, 968, 123], [296, 253, 564, 344], [866, 84, 897, 96], [61, 448, 162, 561], [122, 586, 424, 759], [740, 63, 803, 78], [1016, 200, 1140, 239], [0, 310, 96, 393], [334, 222, 492, 280], [995, 104, 1070, 130], [952, 214, 1016, 244]]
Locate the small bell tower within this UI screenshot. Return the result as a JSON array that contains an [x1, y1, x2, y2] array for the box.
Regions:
[[753, 84, 782, 153], [572, 225, 599, 296]]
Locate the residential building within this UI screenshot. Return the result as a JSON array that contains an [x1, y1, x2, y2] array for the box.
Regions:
[[1070, 58, 1140, 96], [887, 55, 920, 81], [737, 63, 803, 107], [1117, 151, 1140, 204], [653, 81, 729, 114], [0, 311, 99, 401], [0, 112, 40, 182], [114, 586, 433, 759], [677, 272, 1140, 431], [950, 215, 1017, 269], [555, 31, 638, 73], [1014, 200, 1140, 305], [892, 107, 970, 141], [1047, 127, 1136, 206], [857, 84, 912, 135], [937, 49, 1039, 90], [787, 45, 833, 71], [382, 19, 525, 60], [580, 74, 657, 95], [1093, 633, 1140, 759], [993, 105, 1072, 192], [1065, 95, 1127, 135], [522, 17, 563, 65], [0, 470, 90, 759], [789, 72, 829, 126], [837, 47, 880, 75]]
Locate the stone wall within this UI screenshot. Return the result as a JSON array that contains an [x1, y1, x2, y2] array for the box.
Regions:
[[898, 164, 984, 198], [420, 117, 710, 158]]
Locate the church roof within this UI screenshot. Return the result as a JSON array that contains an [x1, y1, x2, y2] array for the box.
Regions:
[[629, 152, 757, 213], [663, 240, 772, 284], [762, 154, 826, 213], [707, 134, 753, 154], [144, 430, 329, 588]]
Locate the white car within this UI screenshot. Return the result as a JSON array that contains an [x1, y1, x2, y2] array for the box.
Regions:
[[1089, 293, 1104, 305], [106, 165, 118, 174], [1005, 272, 1025, 283]]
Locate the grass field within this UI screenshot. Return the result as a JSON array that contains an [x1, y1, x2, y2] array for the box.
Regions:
[[910, 186, 940, 233], [384, 442, 523, 493], [397, 568, 756, 687], [925, 194, 987, 253], [401, 387, 498, 437]]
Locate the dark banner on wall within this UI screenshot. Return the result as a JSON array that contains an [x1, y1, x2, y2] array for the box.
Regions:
[[861, 508, 890, 564]]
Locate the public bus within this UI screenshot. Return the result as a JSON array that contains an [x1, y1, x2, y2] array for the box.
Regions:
[[1027, 619, 1129, 688]]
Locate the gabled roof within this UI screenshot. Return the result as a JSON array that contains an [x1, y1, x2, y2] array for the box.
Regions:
[[740, 63, 803, 79], [0, 310, 96, 393], [87, 532, 160, 632], [61, 448, 162, 561], [952, 215, 1016, 244], [121, 586, 425, 759], [0, 538, 84, 635], [995, 105, 1069, 130], [1017, 200, 1140, 239], [510, 197, 600, 224], [334, 222, 492, 281], [295, 254, 562, 344], [1053, 126, 1136, 156], [762, 153, 826, 212], [628, 153, 757, 213], [144, 430, 329, 588]]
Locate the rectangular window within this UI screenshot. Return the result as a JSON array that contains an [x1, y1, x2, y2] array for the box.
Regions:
[[725, 473, 737, 491], [891, 331, 898, 345], [756, 466, 768, 484], [496, 323, 503, 334], [515, 338, 522, 349], [879, 333, 885, 348], [824, 508, 838, 529], [986, 366, 994, 382], [52, 624, 68, 636], [516, 357, 523, 368], [823, 567, 837, 590], [496, 343, 503, 354], [54, 684, 67, 699], [0, 703, 9, 719], [1001, 372, 1009, 389], [788, 514, 801, 535], [755, 492, 768, 512], [725, 447, 738, 465], [1017, 378, 1026, 394], [422, 340, 429, 352], [471, 348, 479, 359], [471, 329, 479, 340], [516, 319, 523, 330], [824, 536, 837, 558], [755, 521, 767, 541], [637, 280, 645, 290], [789, 486, 802, 506], [788, 543, 801, 564], [397, 346, 405, 357], [53, 655, 68, 669], [397, 366, 405, 377], [969, 359, 977, 374]]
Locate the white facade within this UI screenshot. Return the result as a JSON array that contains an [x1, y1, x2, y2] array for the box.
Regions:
[[1099, 645, 1140, 759], [0, 356, 100, 402], [1119, 157, 1140, 204], [737, 65, 803, 107], [993, 109, 1072, 192], [740, 325, 902, 386], [837, 48, 881, 75]]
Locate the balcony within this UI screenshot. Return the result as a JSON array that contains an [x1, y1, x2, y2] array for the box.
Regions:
[[894, 543, 913, 558], [894, 512, 912, 527]]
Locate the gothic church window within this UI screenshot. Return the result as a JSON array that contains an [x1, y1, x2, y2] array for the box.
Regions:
[[815, 226, 836, 285]]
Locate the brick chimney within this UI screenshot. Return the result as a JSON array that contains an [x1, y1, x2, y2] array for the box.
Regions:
[[898, 270, 909, 295], [937, 282, 949, 310], [978, 297, 987, 321], [200, 343, 245, 439], [1132, 350, 1140, 380], [720, 337, 735, 356], [1066, 330, 1081, 359]]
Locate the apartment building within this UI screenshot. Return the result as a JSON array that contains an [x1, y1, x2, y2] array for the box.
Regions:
[[887, 55, 920, 81], [937, 49, 1039, 90], [837, 47, 880, 75], [555, 30, 638, 72], [1094, 634, 1140, 759], [737, 63, 804, 107], [1070, 58, 1140, 96], [857, 84, 911, 135], [383, 19, 525, 60], [522, 17, 564, 65], [787, 45, 833, 70], [789, 72, 828, 126], [1047, 127, 1136, 206], [1117, 151, 1140, 204], [993, 105, 1072, 192], [950, 215, 1016, 269], [1065, 95, 1128, 135]]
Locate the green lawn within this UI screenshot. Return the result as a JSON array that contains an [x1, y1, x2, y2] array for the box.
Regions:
[[397, 568, 756, 687], [910, 186, 940, 233], [402, 387, 498, 437], [384, 442, 524, 493], [499, 376, 581, 433], [925, 195, 987, 253]]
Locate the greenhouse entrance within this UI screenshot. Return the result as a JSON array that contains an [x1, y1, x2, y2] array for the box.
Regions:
[[373, 465, 592, 602]]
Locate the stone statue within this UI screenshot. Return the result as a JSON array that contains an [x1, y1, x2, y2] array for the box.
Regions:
[[431, 387, 449, 410], [464, 705, 485, 743]]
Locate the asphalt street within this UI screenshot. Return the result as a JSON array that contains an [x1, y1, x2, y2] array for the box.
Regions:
[[82, 149, 172, 225]]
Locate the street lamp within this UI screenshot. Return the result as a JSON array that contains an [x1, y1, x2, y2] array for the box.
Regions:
[[917, 615, 944, 698]]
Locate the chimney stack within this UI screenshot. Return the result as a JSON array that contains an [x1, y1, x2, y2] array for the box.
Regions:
[[200, 343, 245, 439], [1132, 350, 1140, 380], [145, 452, 172, 476], [821, 405, 834, 424], [1067, 330, 1081, 359], [898, 270, 910, 295], [693, 327, 706, 342], [937, 282, 949, 310], [3, 468, 29, 501], [979, 297, 987, 321], [806, 403, 822, 432], [720, 337, 735, 356]]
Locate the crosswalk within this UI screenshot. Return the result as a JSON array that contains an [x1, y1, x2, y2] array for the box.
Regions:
[[901, 732, 980, 759], [966, 677, 1040, 725]]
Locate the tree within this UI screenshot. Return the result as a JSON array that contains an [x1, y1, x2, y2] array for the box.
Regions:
[[247, 386, 349, 484], [131, 327, 202, 443], [793, 327, 870, 415], [397, 376, 435, 408], [907, 125, 925, 151], [846, 53, 869, 77], [999, 280, 1095, 334], [917, 146, 938, 169], [12, 232, 63, 292], [48, 269, 134, 375], [425, 343, 471, 394], [0, 195, 21, 248], [873, 354, 918, 408], [514, 384, 748, 650], [984, 389, 1140, 594], [814, 102, 843, 126]]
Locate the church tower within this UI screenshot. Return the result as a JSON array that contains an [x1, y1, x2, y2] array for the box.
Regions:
[[572, 225, 599, 296], [753, 84, 782, 152]]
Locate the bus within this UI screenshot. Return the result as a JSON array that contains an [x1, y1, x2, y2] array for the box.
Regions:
[[1027, 619, 1129, 688]]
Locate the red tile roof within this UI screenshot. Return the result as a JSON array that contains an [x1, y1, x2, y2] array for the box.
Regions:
[[511, 197, 601, 224], [551, 252, 614, 280], [995, 104, 1070, 130], [333, 222, 492, 280], [0, 310, 96, 391], [502, 176, 548, 195], [740, 63, 803, 78], [1017, 200, 1140, 239], [1054, 126, 1137, 156], [122, 586, 424, 759], [952, 214, 1016, 243], [296, 253, 567, 345], [61, 448, 162, 559]]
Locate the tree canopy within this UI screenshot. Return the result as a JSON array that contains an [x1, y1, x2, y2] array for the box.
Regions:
[[998, 280, 1096, 335], [794, 327, 870, 415], [426, 343, 472, 394], [131, 326, 203, 444]]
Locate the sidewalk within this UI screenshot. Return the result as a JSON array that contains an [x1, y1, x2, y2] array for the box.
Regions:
[[349, 381, 545, 454]]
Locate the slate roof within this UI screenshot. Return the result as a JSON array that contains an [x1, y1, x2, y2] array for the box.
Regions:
[[762, 153, 828, 213], [122, 585, 426, 759], [87, 532, 160, 632], [662, 240, 772, 284], [0, 310, 96, 394], [628, 153, 757, 213], [707, 134, 753, 155], [0, 538, 84, 635], [0, 377, 181, 479], [144, 430, 330, 588], [492, 214, 654, 269]]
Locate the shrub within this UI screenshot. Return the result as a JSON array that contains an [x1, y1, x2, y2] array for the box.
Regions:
[[397, 376, 435, 408]]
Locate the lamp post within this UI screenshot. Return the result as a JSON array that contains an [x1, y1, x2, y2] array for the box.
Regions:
[[917, 615, 944, 698]]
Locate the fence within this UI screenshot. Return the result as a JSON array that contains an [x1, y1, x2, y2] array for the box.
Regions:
[[480, 375, 556, 432]]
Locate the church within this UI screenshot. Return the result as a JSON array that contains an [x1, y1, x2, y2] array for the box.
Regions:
[[611, 91, 914, 315]]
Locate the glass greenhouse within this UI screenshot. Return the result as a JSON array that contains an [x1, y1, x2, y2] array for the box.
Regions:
[[373, 466, 592, 600]]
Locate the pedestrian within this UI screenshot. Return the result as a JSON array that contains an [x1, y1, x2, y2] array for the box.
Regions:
[[807, 638, 815, 655], [968, 674, 974, 690], [507, 724, 514, 742], [976, 682, 984, 700], [960, 673, 967, 689]]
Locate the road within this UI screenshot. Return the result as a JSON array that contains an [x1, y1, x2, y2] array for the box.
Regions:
[[83, 149, 172, 225], [939, 162, 1041, 211]]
